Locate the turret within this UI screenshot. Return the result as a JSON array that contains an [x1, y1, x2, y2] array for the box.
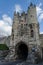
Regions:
[[27, 3, 37, 24], [13, 12, 19, 22], [27, 3, 40, 45], [11, 12, 20, 45]]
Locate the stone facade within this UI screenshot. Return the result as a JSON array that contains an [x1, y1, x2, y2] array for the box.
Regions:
[[39, 34, 43, 48], [11, 4, 40, 46], [0, 3, 43, 63], [9, 3, 41, 61]]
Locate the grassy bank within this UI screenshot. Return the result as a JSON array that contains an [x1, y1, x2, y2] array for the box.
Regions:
[[0, 44, 9, 50]]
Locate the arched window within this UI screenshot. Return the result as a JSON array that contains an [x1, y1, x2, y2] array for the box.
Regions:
[[31, 30, 34, 37], [29, 24, 33, 29], [12, 28, 14, 40], [20, 24, 24, 36]]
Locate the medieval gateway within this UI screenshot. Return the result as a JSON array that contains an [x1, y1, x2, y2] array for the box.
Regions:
[[5, 3, 43, 63]]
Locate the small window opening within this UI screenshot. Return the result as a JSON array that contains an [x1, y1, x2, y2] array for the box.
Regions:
[[31, 30, 34, 37]]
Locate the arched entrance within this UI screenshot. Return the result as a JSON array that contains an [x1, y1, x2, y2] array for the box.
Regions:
[[15, 41, 28, 61]]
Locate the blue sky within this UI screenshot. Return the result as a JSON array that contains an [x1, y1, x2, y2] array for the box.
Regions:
[[0, 0, 43, 37]]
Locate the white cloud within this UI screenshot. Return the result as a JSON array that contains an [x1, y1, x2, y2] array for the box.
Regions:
[[36, 3, 43, 22], [36, 3, 43, 33], [0, 20, 4, 26], [40, 32, 43, 34], [39, 14, 43, 20], [15, 4, 22, 13], [0, 14, 12, 37], [39, 3, 42, 7], [36, 6, 42, 16], [2, 14, 12, 26]]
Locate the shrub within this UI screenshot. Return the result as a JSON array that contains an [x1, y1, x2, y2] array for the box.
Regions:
[[0, 44, 9, 50]]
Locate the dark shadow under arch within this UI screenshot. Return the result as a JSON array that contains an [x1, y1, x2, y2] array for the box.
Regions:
[[15, 41, 28, 61]]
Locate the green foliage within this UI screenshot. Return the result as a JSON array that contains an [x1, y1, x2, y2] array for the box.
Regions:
[[0, 44, 9, 50]]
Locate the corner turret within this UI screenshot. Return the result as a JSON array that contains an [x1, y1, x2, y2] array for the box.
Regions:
[[27, 3, 37, 24]]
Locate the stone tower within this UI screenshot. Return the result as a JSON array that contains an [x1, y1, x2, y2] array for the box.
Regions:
[[10, 3, 41, 61]]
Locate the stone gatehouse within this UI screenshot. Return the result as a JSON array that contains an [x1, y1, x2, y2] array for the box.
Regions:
[[5, 3, 43, 63]]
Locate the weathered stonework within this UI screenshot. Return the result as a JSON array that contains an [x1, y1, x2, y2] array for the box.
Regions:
[[5, 3, 42, 63], [0, 4, 42, 63]]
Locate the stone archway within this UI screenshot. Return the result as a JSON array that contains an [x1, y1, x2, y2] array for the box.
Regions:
[[15, 41, 28, 61]]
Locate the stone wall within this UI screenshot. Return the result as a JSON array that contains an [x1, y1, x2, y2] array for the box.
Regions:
[[39, 34, 43, 48], [0, 36, 11, 48]]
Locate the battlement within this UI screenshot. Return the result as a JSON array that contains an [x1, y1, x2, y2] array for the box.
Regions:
[[14, 11, 20, 17], [28, 3, 36, 11], [14, 11, 27, 17], [14, 2, 37, 24], [14, 3, 36, 18], [30, 2, 36, 7]]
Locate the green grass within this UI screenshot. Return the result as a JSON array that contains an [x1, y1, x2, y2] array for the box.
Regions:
[[0, 44, 9, 50]]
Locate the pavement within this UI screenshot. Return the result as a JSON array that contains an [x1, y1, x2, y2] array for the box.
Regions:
[[0, 61, 43, 65]]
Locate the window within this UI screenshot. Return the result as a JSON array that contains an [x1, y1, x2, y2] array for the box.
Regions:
[[31, 30, 34, 37], [21, 24, 23, 28], [30, 15, 33, 17], [29, 24, 33, 29], [20, 24, 24, 36], [26, 24, 28, 26]]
